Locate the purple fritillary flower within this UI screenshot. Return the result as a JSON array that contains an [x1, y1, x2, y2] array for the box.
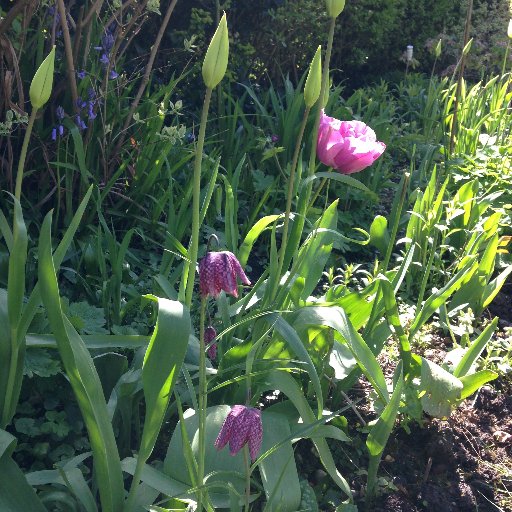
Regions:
[[214, 405, 263, 461], [109, 69, 119, 80], [56, 106, 65, 120], [199, 251, 251, 299], [77, 70, 86, 80], [205, 326, 217, 360], [51, 128, 57, 141]]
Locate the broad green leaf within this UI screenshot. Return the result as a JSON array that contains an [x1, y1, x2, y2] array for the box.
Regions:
[[18, 185, 93, 342], [453, 317, 498, 378], [369, 215, 389, 254], [265, 371, 352, 499], [366, 366, 403, 456], [164, 406, 246, 502], [238, 215, 280, 267], [259, 411, 301, 512], [302, 172, 377, 200], [409, 257, 477, 339], [420, 357, 463, 418], [267, 314, 323, 416], [459, 370, 498, 400], [296, 200, 338, 300], [0, 429, 47, 512], [139, 296, 191, 462], [38, 212, 124, 512]]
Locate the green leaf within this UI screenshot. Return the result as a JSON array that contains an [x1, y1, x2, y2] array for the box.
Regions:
[[302, 172, 377, 200], [38, 212, 124, 512], [420, 357, 463, 418], [453, 317, 498, 378], [459, 370, 498, 400], [369, 215, 389, 254], [367, 366, 403, 457], [265, 371, 352, 499], [238, 215, 280, 268], [259, 411, 301, 511], [139, 296, 191, 462], [0, 429, 47, 512], [409, 257, 478, 339]]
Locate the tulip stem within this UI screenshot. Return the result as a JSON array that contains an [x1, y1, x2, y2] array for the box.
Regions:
[[185, 87, 213, 307], [197, 298, 208, 511], [14, 108, 38, 201], [273, 105, 310, 299]]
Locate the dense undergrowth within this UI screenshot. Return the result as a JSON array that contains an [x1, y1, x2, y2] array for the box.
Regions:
[[0, 1, 511, 511]]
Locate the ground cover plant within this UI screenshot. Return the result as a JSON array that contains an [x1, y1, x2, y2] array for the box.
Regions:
[[0, 0, 511, 511]]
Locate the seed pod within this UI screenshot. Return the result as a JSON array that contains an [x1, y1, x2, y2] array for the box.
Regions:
[[202, 12, 229, 89], [29, 47, 56, 110]]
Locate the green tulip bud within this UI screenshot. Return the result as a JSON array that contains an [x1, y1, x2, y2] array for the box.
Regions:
[[434, 39, 442, 58], [29, 46, 55, 110], [325, 0, 345, 18], [508, 19, 512, 39], [462, 38, 472, 57], [202, 12, 229, 89], [304, 46, 322, 108]]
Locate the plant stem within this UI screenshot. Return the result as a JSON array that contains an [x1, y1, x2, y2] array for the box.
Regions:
[[197, 298, 208, 511], [272, 106, 310, 299], [185, 88, 213, 308], [14, 108, 37, 201], [243, 445, 251, 512]]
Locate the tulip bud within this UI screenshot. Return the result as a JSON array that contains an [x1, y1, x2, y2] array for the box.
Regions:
[[29, 47, 56, 110], [462, 38, 472, 57], [202, 12, 229, 89], [508, 19, 512, 39], [406, 45, 413, 62], [434, 39, 442, 58], [304, 46, 322, 108], [325, 0, 345, 18]]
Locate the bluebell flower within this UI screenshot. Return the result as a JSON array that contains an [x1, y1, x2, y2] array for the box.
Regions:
[[87, 102, 97, 120], [51, 128, 57, 141], [58, 124, 64, 136], [76, 115, 87, 131], [100, 53, 110, 66], [56, 105, 65, 120], [77, 70, 86, 80], [76, 97, 87, 109], [109, 69, 119, 80], [102, 31, 115, 53]]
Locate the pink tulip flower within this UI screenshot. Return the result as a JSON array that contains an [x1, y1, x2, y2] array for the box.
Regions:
[[317, 110, 386, 174]]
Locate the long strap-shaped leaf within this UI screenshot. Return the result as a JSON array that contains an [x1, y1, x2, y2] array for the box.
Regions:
[[38, 212, 124, 512]]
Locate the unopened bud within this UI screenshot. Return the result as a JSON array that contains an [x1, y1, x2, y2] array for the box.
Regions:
[[434, 39, 442, 58], [304, 46, 322, 108], [406, 45, 413, 62], [325, 0, 345, 18], [29, 47, 55, 110], [462, 38, 473, 56], [202, 12, 229, 89]]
